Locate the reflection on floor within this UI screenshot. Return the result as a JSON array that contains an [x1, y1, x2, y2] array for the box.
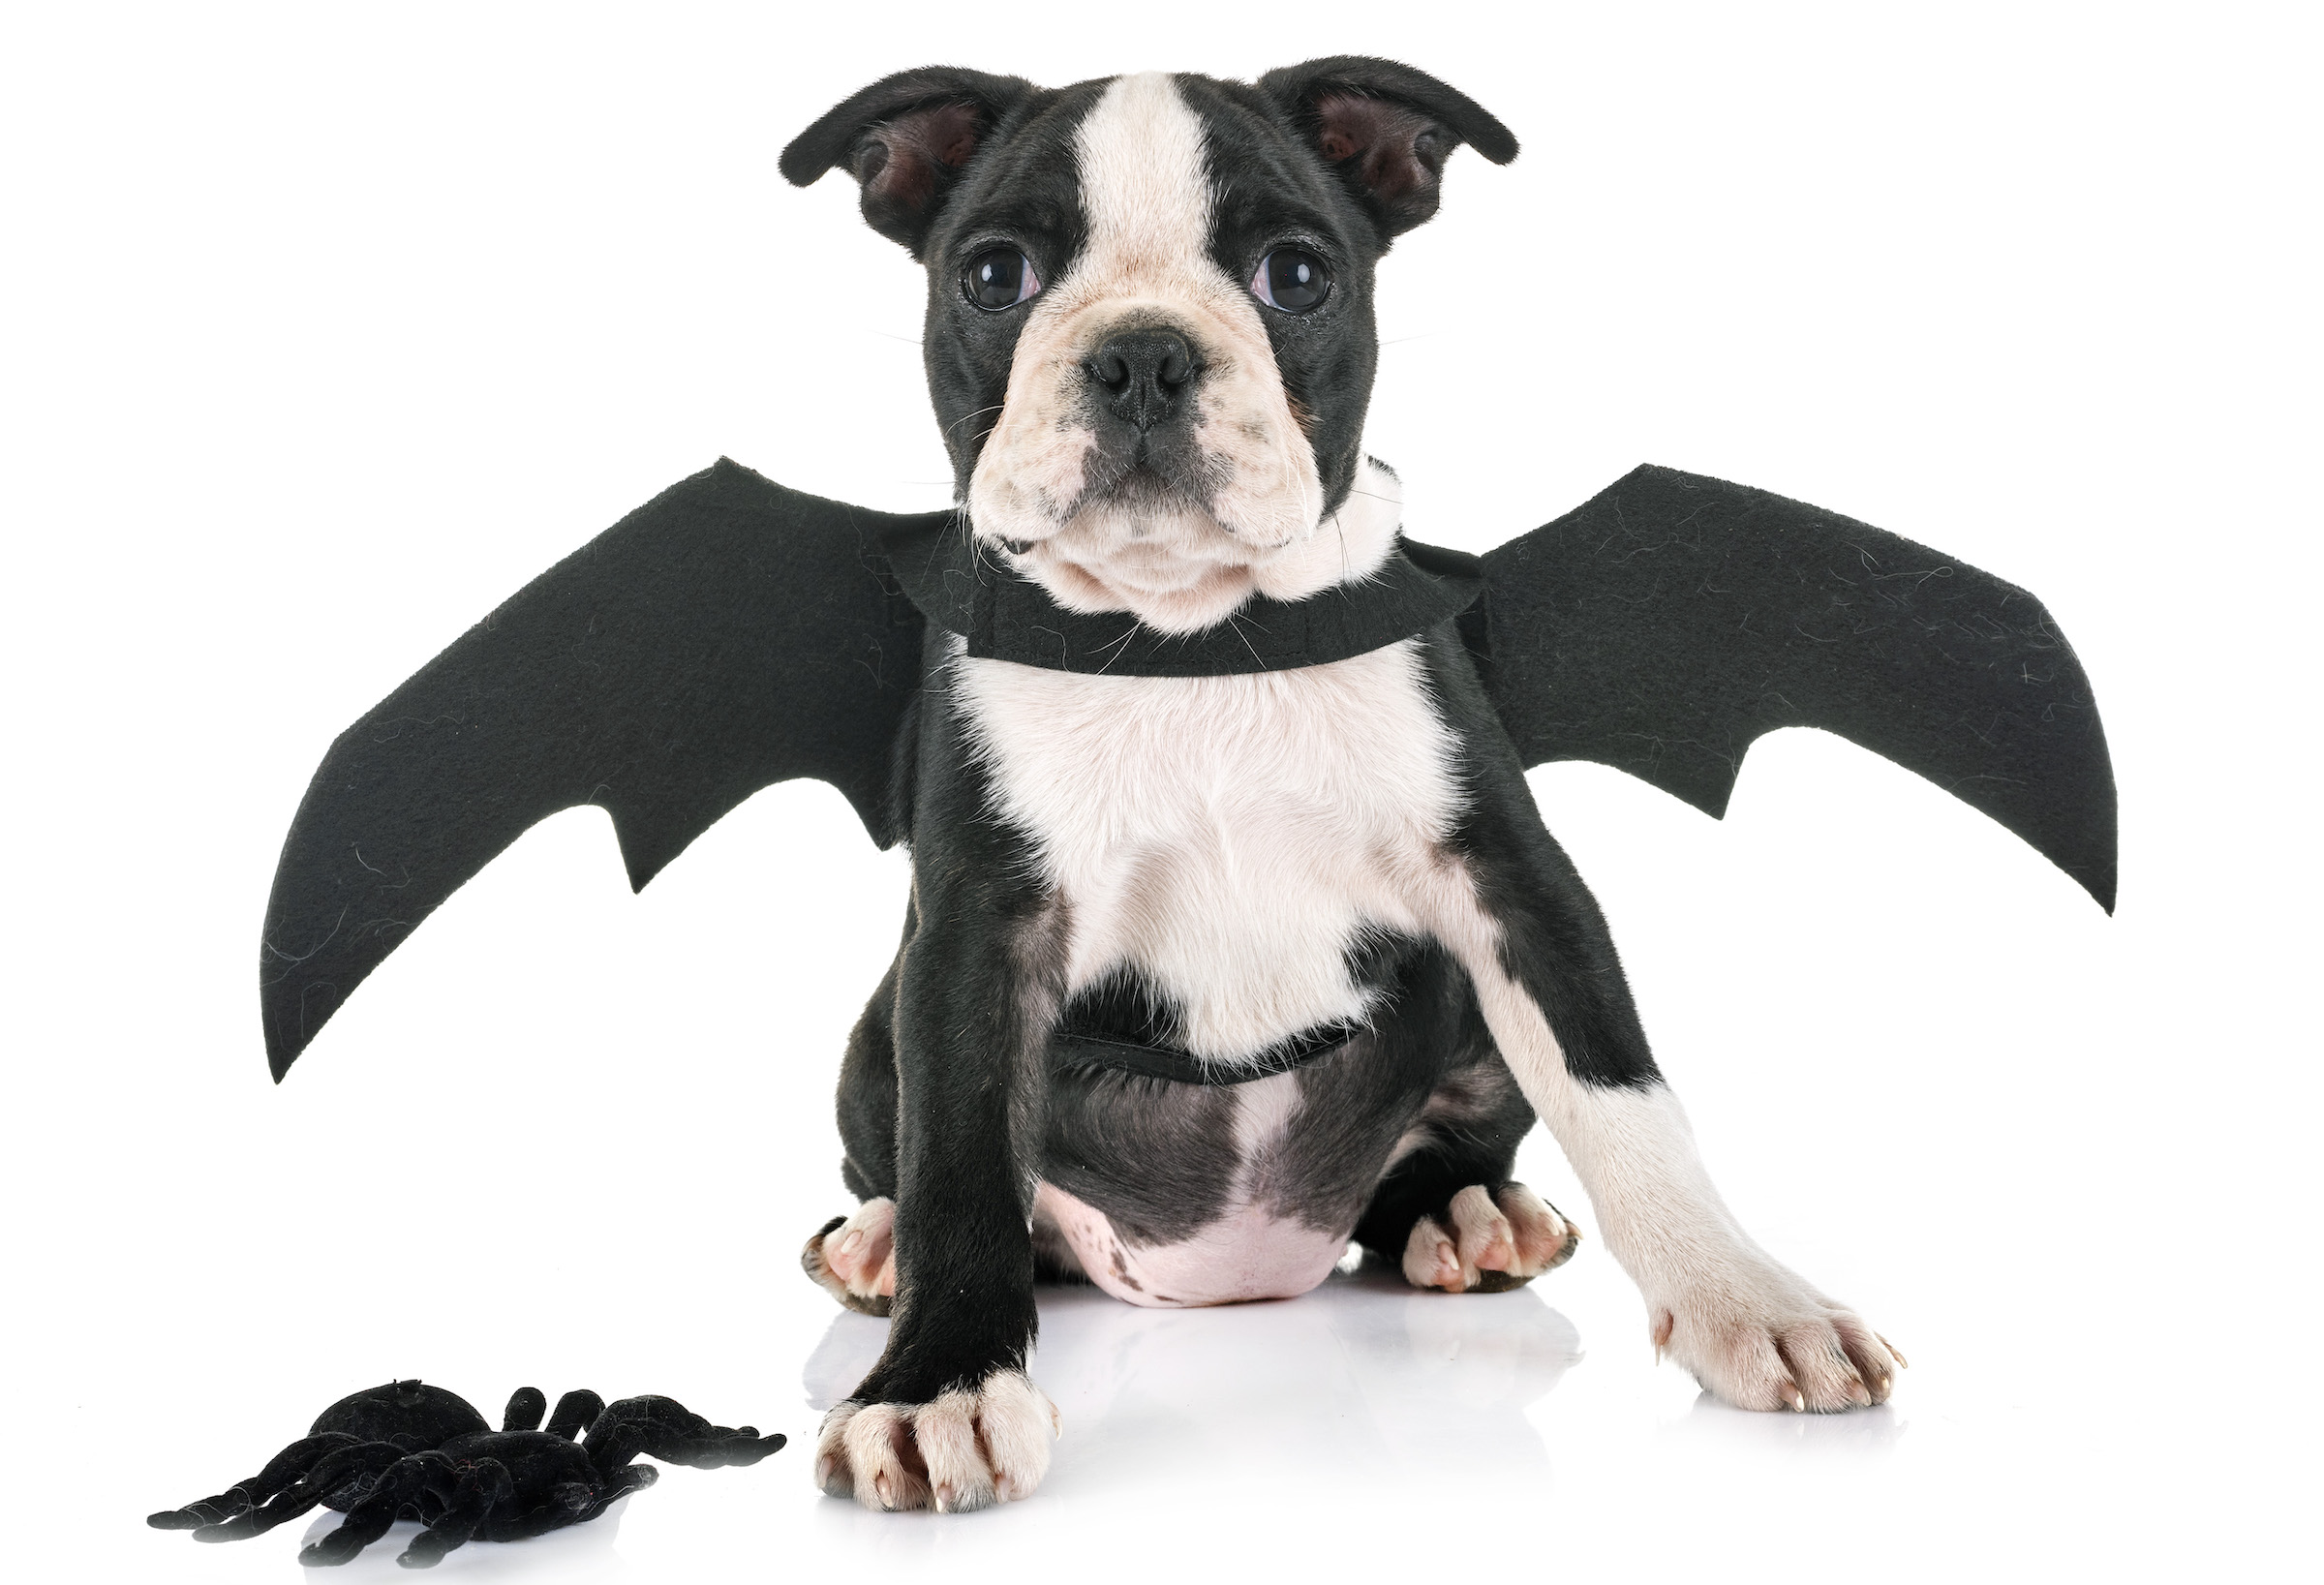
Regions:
[[294, 1491, 631, 1575], [803, 1256, 1585, 1492]]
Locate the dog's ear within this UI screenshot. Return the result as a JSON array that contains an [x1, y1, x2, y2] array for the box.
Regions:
[[1257, 57, 1516, 241], [780, 68, 1038, 258]]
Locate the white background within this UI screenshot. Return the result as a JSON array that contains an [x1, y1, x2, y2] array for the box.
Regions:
[[3, 3, 2316, 1581]]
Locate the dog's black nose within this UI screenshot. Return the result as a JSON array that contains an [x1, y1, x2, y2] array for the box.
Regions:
[[1088, 329, 1198, 433]]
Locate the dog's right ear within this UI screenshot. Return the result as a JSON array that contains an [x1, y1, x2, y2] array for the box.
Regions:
[[780, 68, 1038, 258], [1257, 57, 1516, 243]]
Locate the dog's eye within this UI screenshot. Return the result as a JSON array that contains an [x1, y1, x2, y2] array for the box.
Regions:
[[1252, 248, 1330, 313], [963, 249, 1040, 311]]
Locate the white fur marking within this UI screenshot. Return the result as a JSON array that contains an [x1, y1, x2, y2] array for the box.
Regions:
[[1415, 873, 1897, 1407], [1402, 1213, 1461, 1290], [966, 72, 1330, 631], [821, 1198, 896, 1301], [955, 635, 1460, 1059], [817, 1372, 1058, 1511]]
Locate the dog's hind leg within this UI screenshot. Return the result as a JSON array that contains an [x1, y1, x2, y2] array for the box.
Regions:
[[803, 1200, 898, 1316], [802, 918, 908, 1315], [1354, 1049, 1581, 1293]]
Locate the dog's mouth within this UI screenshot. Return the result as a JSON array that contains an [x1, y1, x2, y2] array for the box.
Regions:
[[1013, 472, 1262, 605], [992, 452, 1293, 637], [1070, 461, 1218, 532], [1068, 441, 1301, 549]]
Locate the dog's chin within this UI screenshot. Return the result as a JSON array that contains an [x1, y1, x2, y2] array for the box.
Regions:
[[989, 474, 1277, 634], [1010, 496, 1269, 634], [1035, 554, 1259, 634], [983, 458, 1407, 636]]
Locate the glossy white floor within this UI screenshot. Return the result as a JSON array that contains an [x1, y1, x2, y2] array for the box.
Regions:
[[6, 5, 2314, 1581]]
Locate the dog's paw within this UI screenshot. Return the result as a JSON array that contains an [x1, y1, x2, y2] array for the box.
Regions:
[[1650, 1258, 1905, 1412], [814, 1371, 1059, 1512], [1401, 1182, 1581, 1294], [801, 1199, 897, 1317]]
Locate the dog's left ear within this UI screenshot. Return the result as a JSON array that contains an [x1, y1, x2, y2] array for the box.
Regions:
[[1257, 57, 1516, 242], [780, 67, 1039, 258]]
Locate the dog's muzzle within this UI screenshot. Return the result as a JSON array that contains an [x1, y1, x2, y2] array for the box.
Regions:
[[1075, 322, 1216, 505], [1088, 327, 1200, 436]]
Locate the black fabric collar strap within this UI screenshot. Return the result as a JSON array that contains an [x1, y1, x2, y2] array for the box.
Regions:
[[1050, 1022, 1357, 1086], [877, 513, 1484, 677]]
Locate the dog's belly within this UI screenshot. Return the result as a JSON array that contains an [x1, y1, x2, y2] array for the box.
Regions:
[[1033, 1064, 1377, 1307], [1032, 1001, 1468, 1305], [1035, 1178, 1351, 1307]]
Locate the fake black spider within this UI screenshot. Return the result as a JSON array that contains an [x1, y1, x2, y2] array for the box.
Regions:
[[148, 1378, 785, 1568]]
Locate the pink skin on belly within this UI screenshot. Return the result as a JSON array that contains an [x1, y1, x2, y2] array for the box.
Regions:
[[1035, 1180, 1350, 1308]]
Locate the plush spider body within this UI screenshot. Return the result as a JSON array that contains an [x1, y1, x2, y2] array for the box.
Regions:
[[148, 1378, 784, 1568]]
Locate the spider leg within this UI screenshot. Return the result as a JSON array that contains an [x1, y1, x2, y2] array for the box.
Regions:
[[570, 1462, 657, 1526], [185, 1440, 403, 1543], [481, 1467, 642, 1543], [582, 1396, 786, 1477], [502, 1387, 548, 1432], [296, 1450, 450, 1568], [148, 1432, 360, 1530], [397, 1458, 513, 1570], [543, 1388, 604, 1440]]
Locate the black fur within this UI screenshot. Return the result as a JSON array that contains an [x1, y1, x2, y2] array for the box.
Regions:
[[1256, 56, 1519, 238], [1041, 943, 1489, 1252], [799, 62, 1640, 1423], [845, 633, 1061, 1405], [780, 68, 1041, 256], [1423, 626, 1664, 1089]]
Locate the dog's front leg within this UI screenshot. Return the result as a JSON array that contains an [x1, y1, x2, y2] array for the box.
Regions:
[[813, 860, 1066, 1510], [1425, 740, 1902, 1411]]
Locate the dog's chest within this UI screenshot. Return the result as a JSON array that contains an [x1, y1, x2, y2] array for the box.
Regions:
[[953, 638, 1462, 1060]]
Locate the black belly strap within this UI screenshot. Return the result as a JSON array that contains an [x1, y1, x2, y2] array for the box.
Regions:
[[1048, 1021, 1357, 1086]]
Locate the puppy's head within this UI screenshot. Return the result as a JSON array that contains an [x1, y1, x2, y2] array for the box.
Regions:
[[783, 61, 1514, 631]]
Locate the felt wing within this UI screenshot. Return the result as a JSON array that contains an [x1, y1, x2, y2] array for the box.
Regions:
[[259, 459, 936, 1080], [1472, 465, 2117, 911]]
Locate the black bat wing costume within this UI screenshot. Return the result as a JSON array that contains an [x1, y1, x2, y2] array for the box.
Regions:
[[260, 458, 2114, 1079]]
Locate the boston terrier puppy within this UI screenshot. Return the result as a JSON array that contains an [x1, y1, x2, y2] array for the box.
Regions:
[[779, 59, 1901, 1512]]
